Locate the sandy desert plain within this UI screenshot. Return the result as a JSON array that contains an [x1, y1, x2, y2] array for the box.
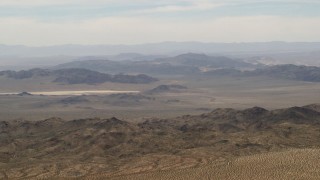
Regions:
[[1, 75, 320, 121]]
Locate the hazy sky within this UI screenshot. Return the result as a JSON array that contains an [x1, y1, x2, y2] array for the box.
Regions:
[[1, 0, 320, 46]]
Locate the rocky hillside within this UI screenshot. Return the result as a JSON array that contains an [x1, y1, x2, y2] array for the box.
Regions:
[[1, 104, 320, 178], [0, 68, 158, 84]]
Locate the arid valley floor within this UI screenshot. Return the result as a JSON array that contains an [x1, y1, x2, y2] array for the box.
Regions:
[[1, 54, 320, 179], [1, 75, 320, 121]]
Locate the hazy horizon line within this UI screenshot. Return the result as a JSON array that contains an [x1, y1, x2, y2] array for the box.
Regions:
[[2, 41, 320, 48]]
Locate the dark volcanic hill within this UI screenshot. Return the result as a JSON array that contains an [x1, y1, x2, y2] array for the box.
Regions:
[[0, 68, 158, 84], [246, 64, 320, 82], [205, 64, 320, 82], [1, 104, 320, 178]]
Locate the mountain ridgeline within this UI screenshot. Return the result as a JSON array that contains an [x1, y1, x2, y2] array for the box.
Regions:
[[53, 53, 320, 82], [206, 64, 320, 82], [246, 64, 320, 82], [53, 53, 258, 75], [2, 53, 320, 84], [1, 42, 320, 57], [0, 68, 158, 84]]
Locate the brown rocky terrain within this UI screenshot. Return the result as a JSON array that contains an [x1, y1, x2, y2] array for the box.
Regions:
[[1, 104, 320, 179]]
